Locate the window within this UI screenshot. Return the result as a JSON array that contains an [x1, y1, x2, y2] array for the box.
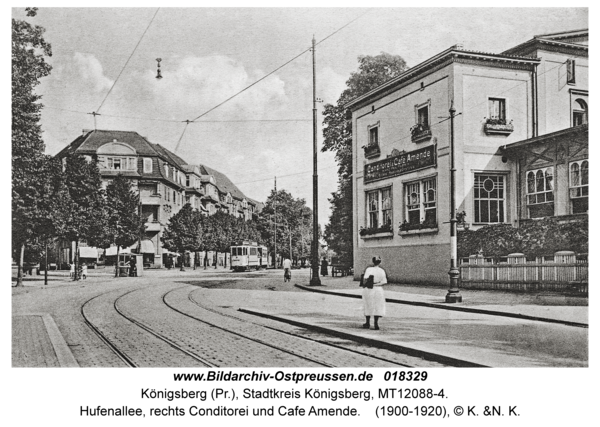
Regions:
[[164, 164, 169, 177], [404, 177, 436, 227], [102, 156, 136, 171], [570, 160, 588, 214], [365, 187, 392, 232], [369, 126, 379, 146], [567, 59, 576, 84], [186, 175, 190, 187], [572, 99, 587, 126], [488, 98, 506, 122], [526, 168, 554, 218], [143, 158, 153, 173], [417, 105, 429, 128], [474, 174, 506, 223]]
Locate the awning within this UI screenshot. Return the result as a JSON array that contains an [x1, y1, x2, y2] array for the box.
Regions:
[[105, 246, 131, 256], [140, 240, 155, 254], [79, 246, 99, 258]]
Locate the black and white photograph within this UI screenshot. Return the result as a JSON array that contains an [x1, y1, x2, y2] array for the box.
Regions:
[[8, 4, 593, 424]]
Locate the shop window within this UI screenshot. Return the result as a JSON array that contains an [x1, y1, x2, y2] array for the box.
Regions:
[[526, 168, 554, 218], [365, 187, 392, 230], [570, 160, 588, 214], [474, 174, 506, 223], [404, 177, 436, 227]]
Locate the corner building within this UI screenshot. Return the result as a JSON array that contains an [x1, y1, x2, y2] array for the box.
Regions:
[[346, 29, 588, 285]]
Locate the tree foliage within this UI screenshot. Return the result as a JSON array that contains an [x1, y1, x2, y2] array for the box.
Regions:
[[161, 203, 203, 270], [321, 53, 408, 264], [12, 8, 53, 285], [256, 189, 313, 262]]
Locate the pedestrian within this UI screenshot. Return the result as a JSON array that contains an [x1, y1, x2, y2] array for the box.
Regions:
[[69, 262, 75, 279], [360, 256, 387, 330], [320, 257, 329, 276], [81, 263, 87, 280], [282, 257, 292, 282]]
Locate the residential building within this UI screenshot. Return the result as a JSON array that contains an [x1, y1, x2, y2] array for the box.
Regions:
[[55, 129, 259, 268], [346, 29, 588, 285]]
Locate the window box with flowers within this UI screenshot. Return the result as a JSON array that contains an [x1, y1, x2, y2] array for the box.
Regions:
[[359, 223, 393, 239], [484, 118, 514, 135], [363, 143, 381, 159], [410, 124, 432, 143], [399, 218, 438, 236]]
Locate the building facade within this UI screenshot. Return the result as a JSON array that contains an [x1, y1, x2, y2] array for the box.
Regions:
[[347, 30, 588, 285], [56, 129, 259, 268]]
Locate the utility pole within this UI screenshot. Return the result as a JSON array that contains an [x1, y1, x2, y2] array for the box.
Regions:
[[445, 101, 462, 303], [310, 35, 321, 286], [274, 176, 277, 268]]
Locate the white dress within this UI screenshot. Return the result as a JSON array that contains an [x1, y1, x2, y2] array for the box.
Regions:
[[362, 265, 387, 316]]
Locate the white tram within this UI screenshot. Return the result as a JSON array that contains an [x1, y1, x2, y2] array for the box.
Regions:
[[230, 241, 268, 271]]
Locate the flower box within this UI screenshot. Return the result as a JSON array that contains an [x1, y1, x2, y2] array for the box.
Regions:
[[359, 224, 393, 238], [363, 144, 381, 159], [410, 125, 432, 143], [484, 120, 514, 135]]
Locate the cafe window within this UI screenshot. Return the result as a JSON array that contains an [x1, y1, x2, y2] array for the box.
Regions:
[[570, 160, 588, 214], [474, 174, 506, 223], [366, 187, 392, 230], [572, 99, 587, 126], [526, 168, 554, 218], [405, 177, 436, 227]]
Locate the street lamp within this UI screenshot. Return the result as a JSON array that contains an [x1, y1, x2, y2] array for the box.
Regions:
[[445, 101, 462, 303]]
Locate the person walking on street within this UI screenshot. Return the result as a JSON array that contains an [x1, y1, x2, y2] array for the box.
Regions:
[[282, 257, 292, 282], [320, 257, 329, 276], [361, 256, 387, 330]]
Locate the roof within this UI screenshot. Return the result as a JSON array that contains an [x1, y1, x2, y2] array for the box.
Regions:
[[345, 45, 539, 111], [199, 164, 253, 204], [503, 29, 588, 57], [56, 129, 160, 158], [501, 124, 588, 152]]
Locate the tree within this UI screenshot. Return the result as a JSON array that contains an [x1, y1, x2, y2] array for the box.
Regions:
[[321, 53, 408, 266], [256, 189, 313, 265], [53, 154, 107, 280], [105, 175, 146, 277], [12, 8, 53, 286], [161, 204, 202, 271]]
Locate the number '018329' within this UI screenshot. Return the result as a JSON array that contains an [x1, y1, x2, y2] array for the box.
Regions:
[[384, 371, 428, 381]]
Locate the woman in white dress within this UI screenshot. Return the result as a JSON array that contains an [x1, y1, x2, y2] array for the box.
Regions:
[[362, 256, 387, 330]]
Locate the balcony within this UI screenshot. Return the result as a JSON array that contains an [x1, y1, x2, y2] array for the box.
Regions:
[[484, 118, 514, 135], [410, 124, 432, 143], [363, 143, 381, 159]]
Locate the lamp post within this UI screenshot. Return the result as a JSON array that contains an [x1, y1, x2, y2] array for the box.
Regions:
[[309, 35, 321, 286], [445, 101, 462, 303]]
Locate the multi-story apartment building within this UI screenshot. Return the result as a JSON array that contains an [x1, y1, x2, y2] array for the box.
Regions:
[[56, 129, 259, 268], [346, 29, 588, 285]]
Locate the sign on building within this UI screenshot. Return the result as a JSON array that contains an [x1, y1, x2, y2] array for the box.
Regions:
[[364, 145, 437, 184]]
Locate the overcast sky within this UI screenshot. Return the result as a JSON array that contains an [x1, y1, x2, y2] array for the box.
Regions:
[[12, 6, 588, 227]]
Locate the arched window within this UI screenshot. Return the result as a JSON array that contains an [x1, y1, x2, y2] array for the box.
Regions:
[[572, 99, 588, 126]]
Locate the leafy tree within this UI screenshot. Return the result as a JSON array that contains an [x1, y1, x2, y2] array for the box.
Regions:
[[161, 204, 203, 271], [12, 8, 53, 286], [321, 53, 408, 266], [53, 154, 107, 280], [105, 175, 146, 277], [256, 189, 313, 265]]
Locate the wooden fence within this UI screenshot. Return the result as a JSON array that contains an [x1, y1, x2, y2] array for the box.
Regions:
[[459, 252, 588, 293]]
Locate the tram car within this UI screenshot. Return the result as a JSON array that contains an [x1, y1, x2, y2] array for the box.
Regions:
[[230, 241, 268, 271]]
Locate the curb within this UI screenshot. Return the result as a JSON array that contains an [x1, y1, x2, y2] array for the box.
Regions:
[[238, 308, 488, 368], [295, 285, 588, 328], [26, 313, 79, 367]]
